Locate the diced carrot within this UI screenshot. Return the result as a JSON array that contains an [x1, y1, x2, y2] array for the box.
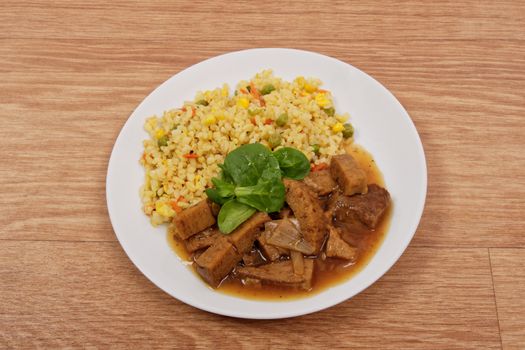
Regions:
[[317, 89, 328, 93], [181, 106, 187, 112], [177, 195, 187, 203], [264, 118, 273, 125], [250, 82, 266, 107], [191, 106, 196, 117], [249, 82, 259, 98], [183, 153, 199, 159], [170, 201, 183, 213], [311, 162, 329, 172], [240, 88, 249, 94], [250, 117, 257, 125]]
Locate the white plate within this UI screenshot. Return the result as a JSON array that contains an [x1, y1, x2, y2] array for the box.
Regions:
[[106, 48, 427, 319]]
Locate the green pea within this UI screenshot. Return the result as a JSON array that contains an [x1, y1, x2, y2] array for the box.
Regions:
[[157, 135, 168, 147], [342, 123, 354, 139], [268, 133, 282, 148], [196, 99, 209, 106], [248, 108, 262, 116], [276, 113, 288, 127], [260, 84, 276, 95], [323, 107, 335, 117], [312, 144, 320, 155]]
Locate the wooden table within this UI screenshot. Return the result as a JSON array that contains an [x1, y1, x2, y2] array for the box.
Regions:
[[1, 1, 524, 349]]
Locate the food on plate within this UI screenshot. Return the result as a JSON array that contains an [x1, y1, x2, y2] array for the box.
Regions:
[[171, 146, 390, 291], [139, 71, 391, 297], [140, 70, 350, 226]]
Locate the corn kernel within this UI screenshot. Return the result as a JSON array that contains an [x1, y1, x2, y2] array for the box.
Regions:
[[315, 93, 330, 107], [155, 129, 166, 139], [203, 116, 216, 126], [336, 114, 347, 123], [332, 122, 344, 133], [216, 114, 225, 121], [155, 201, 175, 217], [304, 83, 317, 93], [237, 97, 250, 109], [295, 76, 305, 87]]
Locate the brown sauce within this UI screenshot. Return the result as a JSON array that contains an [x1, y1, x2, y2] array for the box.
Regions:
[[167, 143, 392, 301]]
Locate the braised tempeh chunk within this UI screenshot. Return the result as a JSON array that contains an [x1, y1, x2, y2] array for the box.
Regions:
[[226, 212, 271, 253], [195, 212, 270, 287], [330, 154, 368, 196], [330, 184, 390, 229], [326, 226, 357, 260], [195, 238, 241, 287], [303, 169, 337, 196], [236, 259, 314, 290], [283, 179, 328, 254], [169, 200, 216, 240], [184, 226, 220, 253]]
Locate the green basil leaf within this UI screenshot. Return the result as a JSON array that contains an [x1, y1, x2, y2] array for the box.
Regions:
[[211, 177, 235, 197], [273, 147, 311, 180], [205, 188, 231, 205], [218, 165, 234, 184], [235, 176, 285, 213], [223, 143, 281, 186], [206, 176, 236, 205], [217, 199, 256, 234]]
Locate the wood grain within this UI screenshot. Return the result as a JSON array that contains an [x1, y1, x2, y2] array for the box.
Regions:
[[490, 249, 525, 350], [1, 38, 523, 246], [1, 1, 524, 41], [1, 0, 524, 348], [0, 243, 501, 349]]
